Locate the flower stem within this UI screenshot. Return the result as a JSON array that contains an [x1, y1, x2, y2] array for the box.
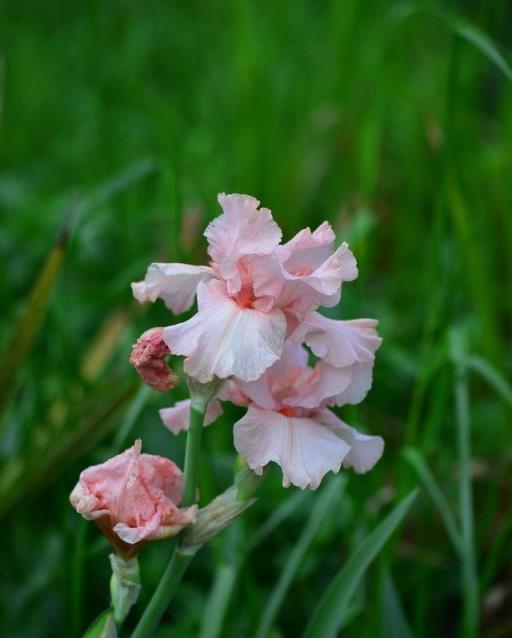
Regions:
[[181, 401, 206, 507], [129, 546, 192, 638]]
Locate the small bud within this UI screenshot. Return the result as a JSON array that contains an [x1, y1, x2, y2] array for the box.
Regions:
[[129, 327, 178, 391], [109, 554, 141, 624], [70, 440, 197, 556]]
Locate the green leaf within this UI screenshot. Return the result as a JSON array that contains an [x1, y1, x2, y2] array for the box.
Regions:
[[0, 383, 136, 518], [403, 447, 463, 554], [454, 20, 512, 84], [450, 330, 479, 638], [82, 609, 117, 638], [255, 476, 345, 638], [467, 355, 512, 409], [391, 4, 512, 85], [0, 227, 68, 427], [248, 489, 312, 551], [379, 569, 413, 638], [303, 491, 417, 638]]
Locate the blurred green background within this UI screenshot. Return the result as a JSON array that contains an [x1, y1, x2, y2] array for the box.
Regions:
[[1, 1, 512, 636]]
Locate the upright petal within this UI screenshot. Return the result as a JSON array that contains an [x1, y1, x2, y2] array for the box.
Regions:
[[234, 406, 351, 489], [204, 194, 282, 293], [132, 263, 213, 314], [164, 280, 286, 383], [318, 409, 384, 473], [276, 222, 336, 271], [294, 313, 382, 367], [160, 398, 223, 434], [254, 242, 358, 315]]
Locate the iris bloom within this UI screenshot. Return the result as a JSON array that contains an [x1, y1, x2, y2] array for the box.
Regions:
[[69, 440, 196, 551], [132, 194, 357, 383], [230, 340, 384, 489], [160, 319, 383, 489]]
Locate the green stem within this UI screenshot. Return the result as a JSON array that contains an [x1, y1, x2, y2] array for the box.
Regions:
[[452, 331, 479, 638], [182, 401, 206, 507], [129, 547, 192, 638]]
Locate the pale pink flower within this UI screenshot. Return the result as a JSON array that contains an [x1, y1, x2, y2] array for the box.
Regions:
[[129, 327, 178, 392], [231, 341, 384, 489], [133, 193, 357, 383], [69, 440, 196, 553]]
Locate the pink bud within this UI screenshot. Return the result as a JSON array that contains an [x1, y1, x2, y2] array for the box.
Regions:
[[129, 327, 178, 392], [70, 440, 197, 557]]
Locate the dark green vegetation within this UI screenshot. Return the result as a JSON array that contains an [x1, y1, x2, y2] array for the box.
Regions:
[[1, 1, 512, 636]]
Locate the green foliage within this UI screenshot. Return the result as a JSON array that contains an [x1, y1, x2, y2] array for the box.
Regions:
[[1, 0, 512, 637], [303, 491, 417, 638]]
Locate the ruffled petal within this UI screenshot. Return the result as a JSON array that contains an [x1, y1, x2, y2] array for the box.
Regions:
[[160, 398, 223, 434], [164, 280, 286, 383], [277, 222, 336, 271], [204, 194, 282, 293], [253, 241, 357, 315], [295, 313, 382, 367], [206, 193, 282, 263], [131, 263, 213, 314], [234, 406, 351, 489], [318, 409, 384, 473], [331, 361, 375, 406], [283, 362, 353, 409]]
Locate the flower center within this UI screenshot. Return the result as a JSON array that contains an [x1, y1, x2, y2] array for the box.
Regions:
[[235, 284, 255, 308], [292, 266, 313, 277], [279, 406, 299, 417]]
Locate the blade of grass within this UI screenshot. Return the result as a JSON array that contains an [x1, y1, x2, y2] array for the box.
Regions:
[[403, 447, 463, 555], [79, 158, 156, 218], [71, 519, 88, 638], [453, 20, 512, 84], [112, 385, 152, 452], [467, 355, 512, 409], [379, 568, 413, 638], [391, 3, 512, 84], [450, 330, 479, 638], [254, 476, 345, 638], [303, 490, 417, 638], [0, 223, 69, 428], [0, 383, 136, 518], [200, 488, 313, 638], [248, 489, 312, 551], [481, 505, 512, 591], [199, 553, 238, 638]]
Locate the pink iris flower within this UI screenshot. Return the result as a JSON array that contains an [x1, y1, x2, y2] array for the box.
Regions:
[[132, 193, 357, 383], [160, 317, 383, 488], [69, 440, 196, 553], [230, 340, 384, 489]]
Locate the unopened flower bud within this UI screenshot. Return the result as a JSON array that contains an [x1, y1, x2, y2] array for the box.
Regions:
[[129, 327, 178, 392], [70, 440, 197, 557]]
